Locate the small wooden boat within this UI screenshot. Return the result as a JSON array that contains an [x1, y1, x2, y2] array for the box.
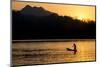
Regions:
[[66, 48, 75, 51], [66, 43, 77, 54]]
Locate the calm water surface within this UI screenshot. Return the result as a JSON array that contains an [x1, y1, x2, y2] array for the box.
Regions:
[[12, 39, 96, 65]]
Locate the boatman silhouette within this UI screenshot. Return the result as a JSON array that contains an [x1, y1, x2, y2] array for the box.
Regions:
[[66, 43, 77, 55]]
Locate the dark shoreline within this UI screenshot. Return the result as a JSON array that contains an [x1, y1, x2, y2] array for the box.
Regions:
[[12, 39, 95, 43]]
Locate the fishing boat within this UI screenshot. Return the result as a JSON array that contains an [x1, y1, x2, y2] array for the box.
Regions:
[[66, 43, 77, 54]]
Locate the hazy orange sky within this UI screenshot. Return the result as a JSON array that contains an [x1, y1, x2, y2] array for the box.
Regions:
[[12, 1, 96, 21]]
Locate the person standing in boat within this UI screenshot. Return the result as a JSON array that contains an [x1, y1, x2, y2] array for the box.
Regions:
[[73, 43, 77, 55], [66, 43, 77, 55]]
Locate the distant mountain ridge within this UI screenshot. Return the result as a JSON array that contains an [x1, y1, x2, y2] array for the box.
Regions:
[[12, 5, 96, 40], [20, 5, 54, 16]]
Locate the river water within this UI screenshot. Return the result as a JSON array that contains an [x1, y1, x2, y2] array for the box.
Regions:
[[12, 39, 96, 65]]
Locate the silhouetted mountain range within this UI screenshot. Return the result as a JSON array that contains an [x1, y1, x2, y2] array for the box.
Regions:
[[20, 5, 54, 16], [12, 5, 96, 40]]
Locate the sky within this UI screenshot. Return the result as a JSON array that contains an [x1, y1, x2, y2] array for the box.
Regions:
[[12, 1, 96, 21]]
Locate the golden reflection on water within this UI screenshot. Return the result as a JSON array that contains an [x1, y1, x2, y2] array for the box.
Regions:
[[12, 39, 95, 65]]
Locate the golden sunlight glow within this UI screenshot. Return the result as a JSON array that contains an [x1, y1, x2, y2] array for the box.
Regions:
[[78, 16, 84, 20], [77, 15, 87, 20], [12, 1, 96, 21]]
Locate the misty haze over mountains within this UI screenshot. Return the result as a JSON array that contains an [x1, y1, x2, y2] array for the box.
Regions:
[[12, 5, 96, 40]]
